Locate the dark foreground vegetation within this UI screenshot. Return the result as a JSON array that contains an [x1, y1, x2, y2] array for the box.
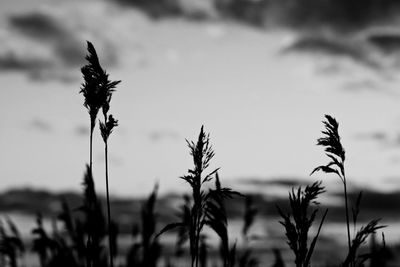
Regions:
[[0, 42, 396, 267]]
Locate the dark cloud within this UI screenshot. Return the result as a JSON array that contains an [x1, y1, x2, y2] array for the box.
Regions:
[[368, 33, 400, 55], [0, 52, 52, 72], [29, 119, 52, 132], [238, 177, 310, 188], [2, 10, 117, 82], [111, 0, 400, 31], [282, 35, 381, 70], [9, 12, 71, 41], [148, 130, 179, 142], [8, 11, 85, 67], [113, 0, 216, 20]]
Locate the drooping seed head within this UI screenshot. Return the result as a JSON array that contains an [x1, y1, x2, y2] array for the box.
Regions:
[[311, 114, 346, 180]]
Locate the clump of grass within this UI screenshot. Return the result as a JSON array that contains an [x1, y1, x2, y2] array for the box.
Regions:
[[126, 184, 161, 267], [342, 220, 385, 267], [58, 199, 85, 266], [277, 181, 328, 267], [0, 217, 25, 267], [79, 165, 108, 267], [311, 114, 385, 267], [368, 233, 392, 267], [32, 213, 55, 267], [158, 126, 241, 267], [236, 196, 259, 267]]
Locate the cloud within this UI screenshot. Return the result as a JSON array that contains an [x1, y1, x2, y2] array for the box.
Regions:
[[354, 130, 400, 148], [239, 177, 310, 188], [0, 51, 52, 72], [9, 12, 72, 41], [29, 119, 52, 132], [1, 9, 118, 82], [7, 11, 84, 66], [282, 35, 381, 70], [113, 0, 216, 20], [148, 130, 180, 142], [355, 131, 388, 142], [75, 125, 89, 137], [368, 33, 400, 55]]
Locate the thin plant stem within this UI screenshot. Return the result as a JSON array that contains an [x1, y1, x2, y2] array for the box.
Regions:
[[343, 174, 352, 267], [89, 123, 94, 173], [105, 140, 113, 267], [88, 122, 94, 267]]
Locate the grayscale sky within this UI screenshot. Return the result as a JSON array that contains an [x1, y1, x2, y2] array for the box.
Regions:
[[1, 0, 400, 196]]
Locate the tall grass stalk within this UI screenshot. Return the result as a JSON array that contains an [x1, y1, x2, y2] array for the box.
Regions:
[[158, 126, 240, 267], [80, 41, 120, 267], [100, 114, 119, 267], [311, 115, 385, 267], [278, 181, 328, 267], [311, 115, 351, 252]]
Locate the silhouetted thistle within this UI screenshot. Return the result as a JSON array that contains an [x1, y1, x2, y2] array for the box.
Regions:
[[79, 41, 120, 172], [311, 115, 351, 252], [158, 126, 241, 267], [277, 181, 328, 267]]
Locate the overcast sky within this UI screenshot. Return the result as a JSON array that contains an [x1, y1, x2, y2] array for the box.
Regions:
[[1, 0, 400, 197]]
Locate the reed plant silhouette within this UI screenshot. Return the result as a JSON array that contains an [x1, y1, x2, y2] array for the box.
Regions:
[[80, 41, 120, 267], [0, 217, 25, 267], [340, 191, 385, 267], [58, 199, 85, 266], [80, 165, 108, 267], [158, 126, 241, 267], [126, 184, 161, 267], [277, 181, 328, 267], [32, 213, 55, 267], [310, 115, 351, 252], [311, 115, 385, 267], [236, 196, 258, 267], [368, 233, 392, 267], [80, 41, 120, 172], [100, 114, 119, 267]]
